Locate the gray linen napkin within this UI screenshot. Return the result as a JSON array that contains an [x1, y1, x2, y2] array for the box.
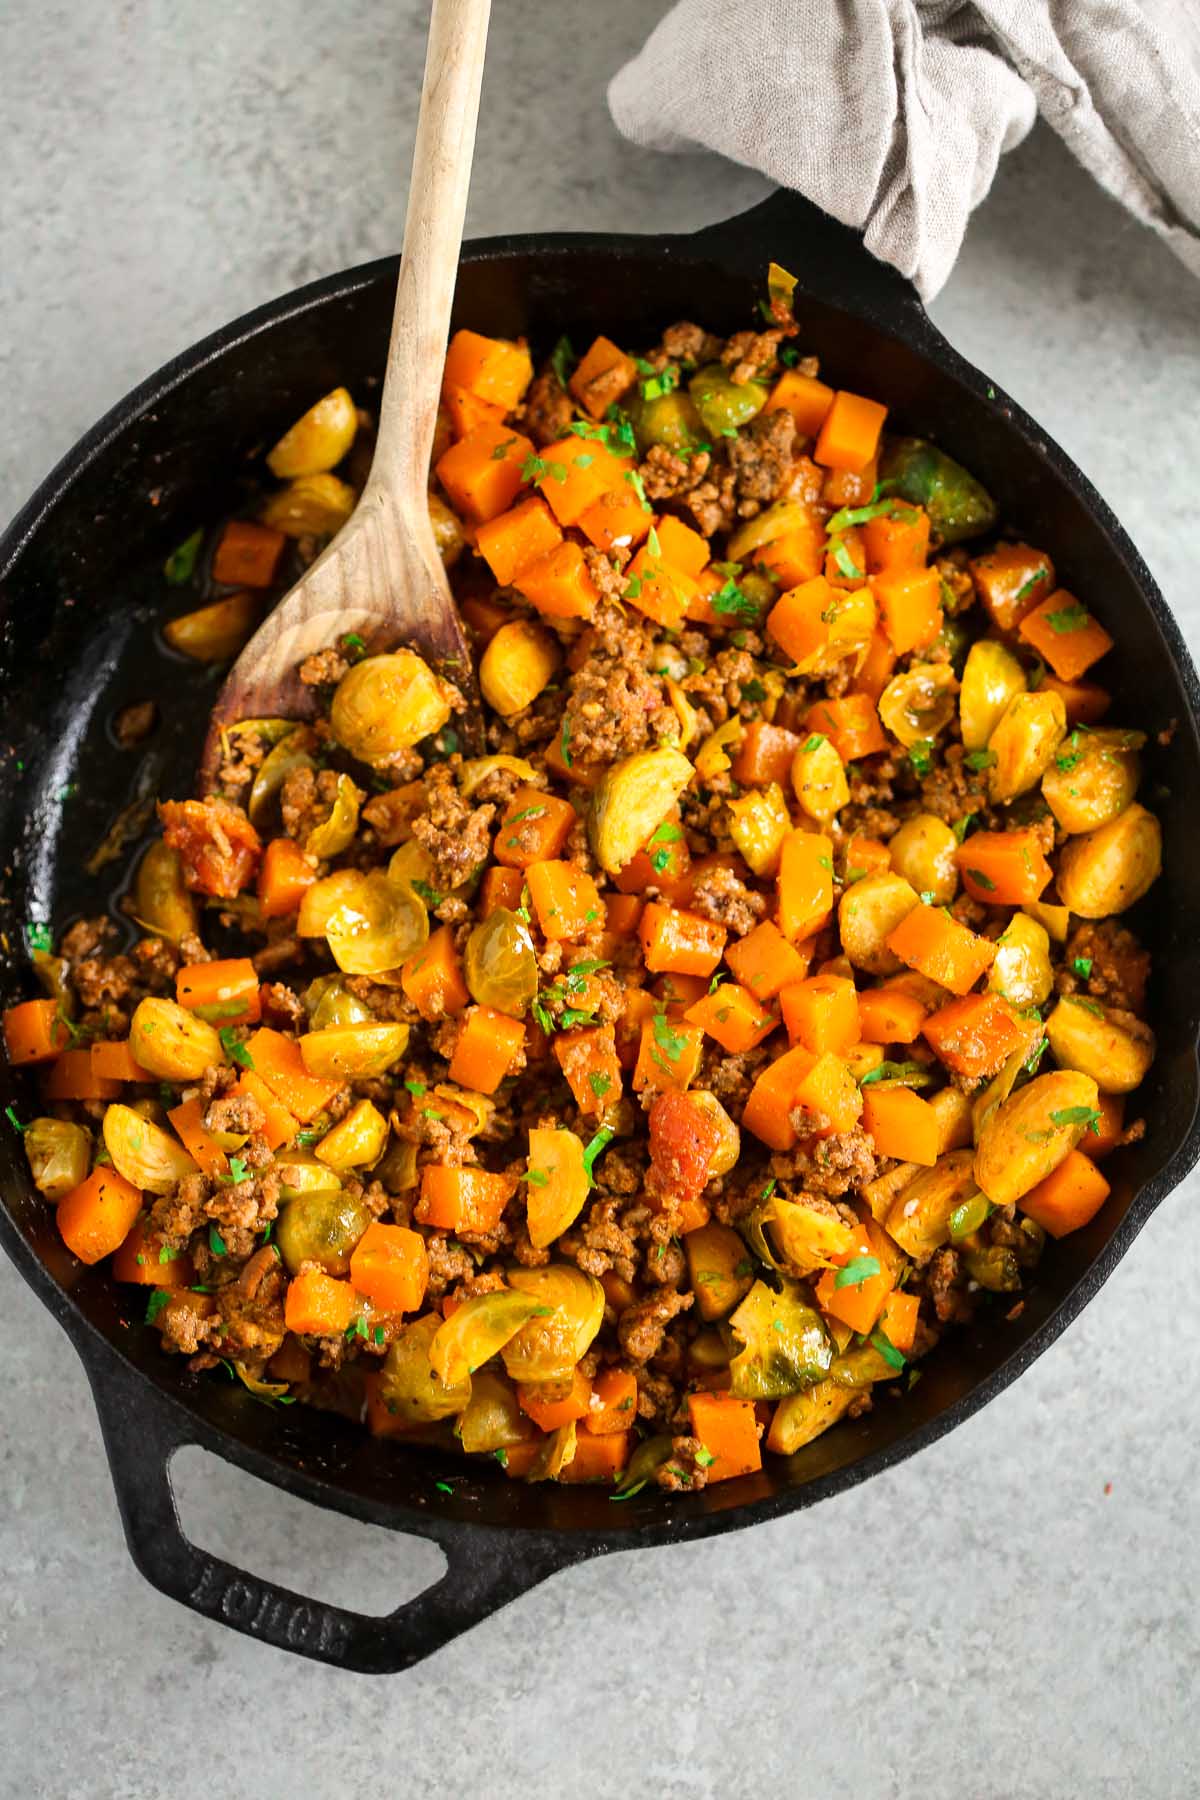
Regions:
[[609, 0, 1200, 298]]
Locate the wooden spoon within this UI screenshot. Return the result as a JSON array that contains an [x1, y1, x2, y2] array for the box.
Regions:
[[200, 0, 492, 788]]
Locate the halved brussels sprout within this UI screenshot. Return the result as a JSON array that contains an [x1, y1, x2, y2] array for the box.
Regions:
[[129, 997, 224, 1081], [1054, 802, 1161, 918], [726, 783, 790, 876], [479, 619, 560, 718], [313, 1099, 389, 1170], [260, 472, 356, 538], [693, 718, 744, 783], [24, 1118, 91, 1202], [429, 1289, 545, 1386], [664, 676, 701, 752], [627, 387, 705, 454], [963, 1245, 1022, 1291], [688, 362, 768, 437], [684, 1220, 754, 1320], [276, 1186, 372, 1275], [1044, 995, 1155, 1095], [959, 640, 1026, 752], [132, 841, 199, 946], [304, 772, 362, 859], [299, 1023, 410, 1079], [325, 870, 428, 975], [387, 839, 444, 906], [838, 871, 921, 975], [525, 1421, 578, 1482], [501, 1265, 605, 1383], [768, 1380, 858, 1454], [297, 870, 369, 938], [611, 1433, 675, 1497], [972, 1033, 1043, 1143], [267, 386, 358, 479], [247, 726, 317, 828], [163, 590, 259, 662], [31, 951, 73, 1014], [273, 1147, 343, 1200], [589, 747, 694, 875], [878, 437, 997, 543], [791, 735, 849, 823], [525, 1126, 590, 1249], [790, 587, 877, 679], [688, 1091, 740, 1176], [887, 813, 958, 905], [102, 1104, 196, 1194], [987, 690, 1067, 803], [464, 906, 539, 1018], [879, 663, 958, 748], [884, 1148, 980, 1259], [375, 1133, 419, 1193], [987, 912, 1053, 1008], [766, 1196, 856, 1274], [457, 1369, 536, 1454], [973, 1070, 1102, 1206], [428, 491, 466, 568], [1042, 728, 1143, 835], [726, 1278, 833, 1399], [303, 975, 374, 1029], [331, 651, 452, 764], [380, 1313, 471, 1424]]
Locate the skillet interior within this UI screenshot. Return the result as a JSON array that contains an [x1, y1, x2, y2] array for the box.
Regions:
[[1, 216, 1199, 1549]]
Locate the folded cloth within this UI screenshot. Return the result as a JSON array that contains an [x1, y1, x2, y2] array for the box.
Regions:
[[609, 0, 1200, 298]]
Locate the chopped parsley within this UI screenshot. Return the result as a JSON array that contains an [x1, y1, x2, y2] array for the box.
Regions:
[[491, 437, 519, 461], [560, 716, 574, 770], [340, 632, 366, 656], [711, 577, 759, 620], [582, 1126, 615, 1182], [648, 821, 682, 846], [870, 1330, 906, 1372], [760, 1177, 777, 1201], [825, 497, 919, 534], [859, 1060, 925, 1087], [219, 1026, 254, 1069], [651, 1011, 688, 1065], [1015, 568, 1050, 601], [625, 468, 651, 512], [963, 749, 996, 771], [1046, 601, 1089, 634], [4, 1106, 26, 1133], [163, 528, 203, 585], [800, 734, 826, 754], [588, 1072, 612, 1099], [158, 1245, 180, 1264], [1050, 1105, 1102, 1134], [345, 1316, 369, 1341], [208, 1225, 227, 1257], [966, 868, 996, 892], [24, 921, 52, 956], [830, 539, 864, 581], [640, 366, 679, 402], [145, 1290, 172, 1326], [523, 1167, 549, 1187], [1072, 956, 1093, 979], [908, 740, 933, 777], [549, 335, 575, 387], [835, 1255, 881, 1289], [952, 813, 977, 845]]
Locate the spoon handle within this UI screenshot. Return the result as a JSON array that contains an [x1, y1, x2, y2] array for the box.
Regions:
[[367, 0, 493, 513]]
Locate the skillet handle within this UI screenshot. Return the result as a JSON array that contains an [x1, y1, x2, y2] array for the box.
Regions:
[[84, 1350, 569, 1673], [685, 187, 928, 328]]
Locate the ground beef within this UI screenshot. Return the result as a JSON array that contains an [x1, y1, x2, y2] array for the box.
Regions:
[[280, 765, 344, 843], [660, 321, 722, 366], [259, 980, 306, 1030], [204, 1091, 264, 1137], [522, 368, 574, 446], [73, 953, 138, 1011], [920, 746, 991, 826], [207, 1246, 287, 1363], [113, 700, 158, 747], [60, 917, 113, 962], [706, 1046, 771, 1113], [927, 1246, 974, 1325], [130, 935, 178, 990], [720, 326, 790, 385], [771, 1126, 878, 1198], [728, 407, 797, 510], [362, 785, 425, 847], [1058, 920, 1151, 1014], [638, 444, 737, 539], [561, 602, 671, 761], [299, 647, 351, 687], [617, 1288, 693, 1363], [656, 1436, 712, 1491], [409, 761, 495, 891], [689, 863, 766, 937], [423, 1232, 476, 1299], [581, 545, 629, 604], [562, 1193, 640, 1283]]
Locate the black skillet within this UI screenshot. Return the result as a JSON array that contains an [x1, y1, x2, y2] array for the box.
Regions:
[[2, 189, 1198, 1674]]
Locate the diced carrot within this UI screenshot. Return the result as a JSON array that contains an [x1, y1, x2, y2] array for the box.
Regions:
[[879, 1289, 920, 1354], [578, 485, 652, 555], [603, 894, 643, 937], [43, 1050, 121, 1102], [862, 1084, 939, 1165], [814, 1217, 895, 1335], [443, 382, 505, 439], [969, 542, 1055, 633], [871, 566, 942, 656], [780, 974, 859, 1055], [442, 329, 533, 409], [285, 1269, 359, 1337], [921, 993, 1026, 1079], [856, 985, 928, 1045], [559, 1429, 631, 1484], [687, 1392, 762, 1482], [415, 1163, 517, 1234], [244, 1028, 341, 1123], [848, 625, 897, 703], [493, 786, 577, 868], [518, 1366, 593, 1431], [447, 1005, 526, 1094], [400, 923, 470, 1021], [211, 519, 285, 588], [475, 494, 562, 586], [753, 519, 827, 590], [731, 721, 802, 787], [632, 1014, 704, 1095], [526, 860, 602, 942], [536, 436, 632, 527], [569, 335, 637, 418], [91, 1040, 154, 1084], [685, 982, 778, 1054], [554, 1025, 622, 1116], [4, 998, 70, 1066], [436, 421, 535, 524], [765, 369, 834, 437], [112, 1216, 194, 1287], [887, 905, 995, 996], [803, 694, 888, 762], [726, 919, 812, 999], [1020, 1150, 1111, 1238], [57, 1168, 142, 1266], [349, 1222, 429, 1314], [1041, 676, 1111, 726], [862, 506, 931, 574], [654, 514, 710, 579], [229, 1071, 299, 1151], [777, 830, 834, 943], [814, 391, 887, 471], [623, 545, 697, 630], [844, 834, 892, 882], [168, 1097, 230, 1178], [257, 837, 316, 921], [585, 1367, 639, 1435], [175, 956, 261, 1026], [1018, 589, 1114, 682], [639, 902, 727, 977], [956, 830, 1052, 906], [1090, 1093, 1125, 1159], [513, 539, 599, 620], [822, 458, 877, 509], [479, 866, 526, 916]]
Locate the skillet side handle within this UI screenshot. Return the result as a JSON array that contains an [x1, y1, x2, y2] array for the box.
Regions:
[[685, 187, 927, 327], [84, 1351, 569, 1674]]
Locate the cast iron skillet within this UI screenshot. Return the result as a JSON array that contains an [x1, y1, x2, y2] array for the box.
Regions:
[[2, 190, 1198, 1675]]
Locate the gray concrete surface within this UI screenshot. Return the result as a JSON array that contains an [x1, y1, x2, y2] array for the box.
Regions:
[[2, 3, 1198, 1795]]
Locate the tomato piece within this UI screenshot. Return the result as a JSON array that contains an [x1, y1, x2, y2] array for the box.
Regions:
[[159, 798, 262, 898], [647, 1091, 722, 1200]]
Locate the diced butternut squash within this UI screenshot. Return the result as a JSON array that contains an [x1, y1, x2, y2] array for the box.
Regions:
[[244, 1028, 342, 1123], [814, 391, 887, 470], [956, 830, 1052, 906], [1018, 590, 1114, 682], [921, 993, 1026, 1079], [862, 1084, 939, 1165], [584, 1365, 639, 1434], [513, 539, 599, 620], [536, 436, 632, 527], [415, 1163, 517, 1234], [632, 1014, 704, 1094], [447, 1006, 526, 1094], [474, 495, 562, 586], [435, 422, 534, 524], [803, 694, 888, 762], [777, 830, 834, 943], [870, 566, 942, 656], [685, 982, 778, 1054], [493, 787, 576, 868], [443, 329, 533, 410], [400, 924, 470, 1021], [765, 369, 834, 437], [554, 1026, 622, 1116], [779, 974, 859, 1055], [1019, 1150, 1110, 1238], [687, 1392, 762, 1482], [726, 919, 812, 999], [526, 860, 603, 942], [569, 336, 637, 419], [639, 902, 727, 977], [886, 905, 996, 997]]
